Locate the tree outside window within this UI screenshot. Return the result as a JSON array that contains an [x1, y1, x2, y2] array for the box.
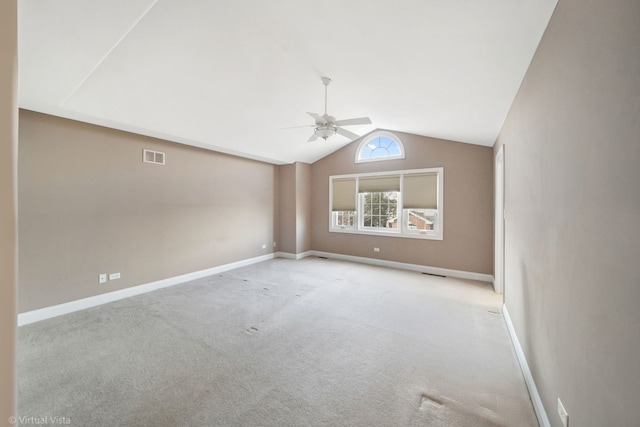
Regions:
[[362, 192, 398, 229]]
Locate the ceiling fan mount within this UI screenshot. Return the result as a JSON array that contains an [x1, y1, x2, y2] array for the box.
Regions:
[[282, 77, 372, 142]]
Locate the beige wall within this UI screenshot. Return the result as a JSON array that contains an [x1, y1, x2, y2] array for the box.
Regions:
[[18, 111, 277, 312], [0, 0, 17, 419], [278, 163, 297, 254], [311, 131, 494, 274], [272, 165, 280, 255], [495, 0, 640, 426], [277, 162, 312, 255], [295, 162, 312, 253]]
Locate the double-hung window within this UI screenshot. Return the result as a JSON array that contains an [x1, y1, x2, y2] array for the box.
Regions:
[[330, 168, 443, 240]]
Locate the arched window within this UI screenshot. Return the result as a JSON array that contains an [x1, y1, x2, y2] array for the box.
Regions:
[[355, 131, 405, 163]]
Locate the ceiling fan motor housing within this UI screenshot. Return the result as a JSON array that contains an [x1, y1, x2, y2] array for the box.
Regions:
[[318, 115, 335, 125]]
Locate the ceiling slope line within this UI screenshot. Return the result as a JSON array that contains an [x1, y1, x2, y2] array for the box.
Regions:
[[20, 105, 289, 166], [59, 0, 160, 108]]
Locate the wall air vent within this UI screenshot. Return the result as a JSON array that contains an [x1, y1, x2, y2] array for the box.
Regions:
[[143, 149, 165, 165]]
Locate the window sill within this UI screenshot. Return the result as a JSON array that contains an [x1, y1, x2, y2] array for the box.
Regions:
[[329, 228, 443, 241]]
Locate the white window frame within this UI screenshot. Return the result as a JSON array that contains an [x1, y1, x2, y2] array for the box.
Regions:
[[403, 208, 439, 237], [333, 210, 356, 230], [329, 167, 444, 240], [355, 131, 405, 163], [359, 190, 401, 235]]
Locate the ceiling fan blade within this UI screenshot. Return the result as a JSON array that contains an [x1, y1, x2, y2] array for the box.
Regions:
[[333, 117, 372, 127], [280, 124, 316, 130], [308, 133, 319, 142], [336, 127, 360, 140], [307, 112, 327, 125]]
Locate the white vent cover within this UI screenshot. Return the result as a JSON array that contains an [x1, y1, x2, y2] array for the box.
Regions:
[[143, 149, 165, 165]]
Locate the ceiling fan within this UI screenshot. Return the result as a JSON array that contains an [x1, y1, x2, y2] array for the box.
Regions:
[[283, 77, 372, 142]]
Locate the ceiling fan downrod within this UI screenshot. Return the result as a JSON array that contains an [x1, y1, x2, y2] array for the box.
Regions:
[[322, 77, 331, 116]]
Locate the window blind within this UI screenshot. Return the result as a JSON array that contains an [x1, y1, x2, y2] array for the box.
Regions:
[[331, 178, 357, 211], [402, 173, 438, 209], [357, 175, 400, 193]]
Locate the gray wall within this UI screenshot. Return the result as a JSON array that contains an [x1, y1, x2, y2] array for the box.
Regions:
[[495, 0, 640, 426], [18, 110, 277, 312], [311, 131, 494, 275], [0, 0, 17, 419]]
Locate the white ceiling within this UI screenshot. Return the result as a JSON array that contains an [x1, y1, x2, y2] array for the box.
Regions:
[[19, 0, 557, 165]]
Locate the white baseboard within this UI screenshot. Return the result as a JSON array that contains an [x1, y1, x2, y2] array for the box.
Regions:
[[18, 253, 275, 326], [308, 250, 494, 283], [18, 251, 492, 326], [275, 251, 313, 260], [503, 304, 550, 427]]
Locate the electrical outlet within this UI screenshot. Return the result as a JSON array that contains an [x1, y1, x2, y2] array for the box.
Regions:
[[273, 242, 277, 247], [109, 272, 121, 280], [261, 244, 267, 249], [557, 398, 569, 427], [374, 247, 380, 252], [98, 273, 107, 284]]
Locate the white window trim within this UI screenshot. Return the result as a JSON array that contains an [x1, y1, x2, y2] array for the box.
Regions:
[[329, 167, 444, 240], [355, 130, 405, 163], [358, 191, 401, 234]]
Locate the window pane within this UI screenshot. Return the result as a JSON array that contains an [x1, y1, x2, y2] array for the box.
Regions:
[[379, 136, 393, 148], [356, 133, 404, 162], [371, 148, 388, 158], [334, 211, 355, 228], [388, 144, 401, 155], [405, 209, 437, 232], [362, 191, 398, 230]]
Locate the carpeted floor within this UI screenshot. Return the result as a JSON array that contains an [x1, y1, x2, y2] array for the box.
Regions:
[[18, 257, 538, 426]]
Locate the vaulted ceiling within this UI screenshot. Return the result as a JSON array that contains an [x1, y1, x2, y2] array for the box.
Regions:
[[19, 0, 557, 165]]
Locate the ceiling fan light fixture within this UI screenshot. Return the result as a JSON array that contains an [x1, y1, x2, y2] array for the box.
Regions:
[[314, 126, 337, 140]]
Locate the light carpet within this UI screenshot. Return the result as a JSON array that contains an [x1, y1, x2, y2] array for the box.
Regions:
[[18, 257, 538, 426]]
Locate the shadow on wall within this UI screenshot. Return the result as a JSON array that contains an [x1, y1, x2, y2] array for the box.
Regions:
[[519, 261, 533, 365]]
